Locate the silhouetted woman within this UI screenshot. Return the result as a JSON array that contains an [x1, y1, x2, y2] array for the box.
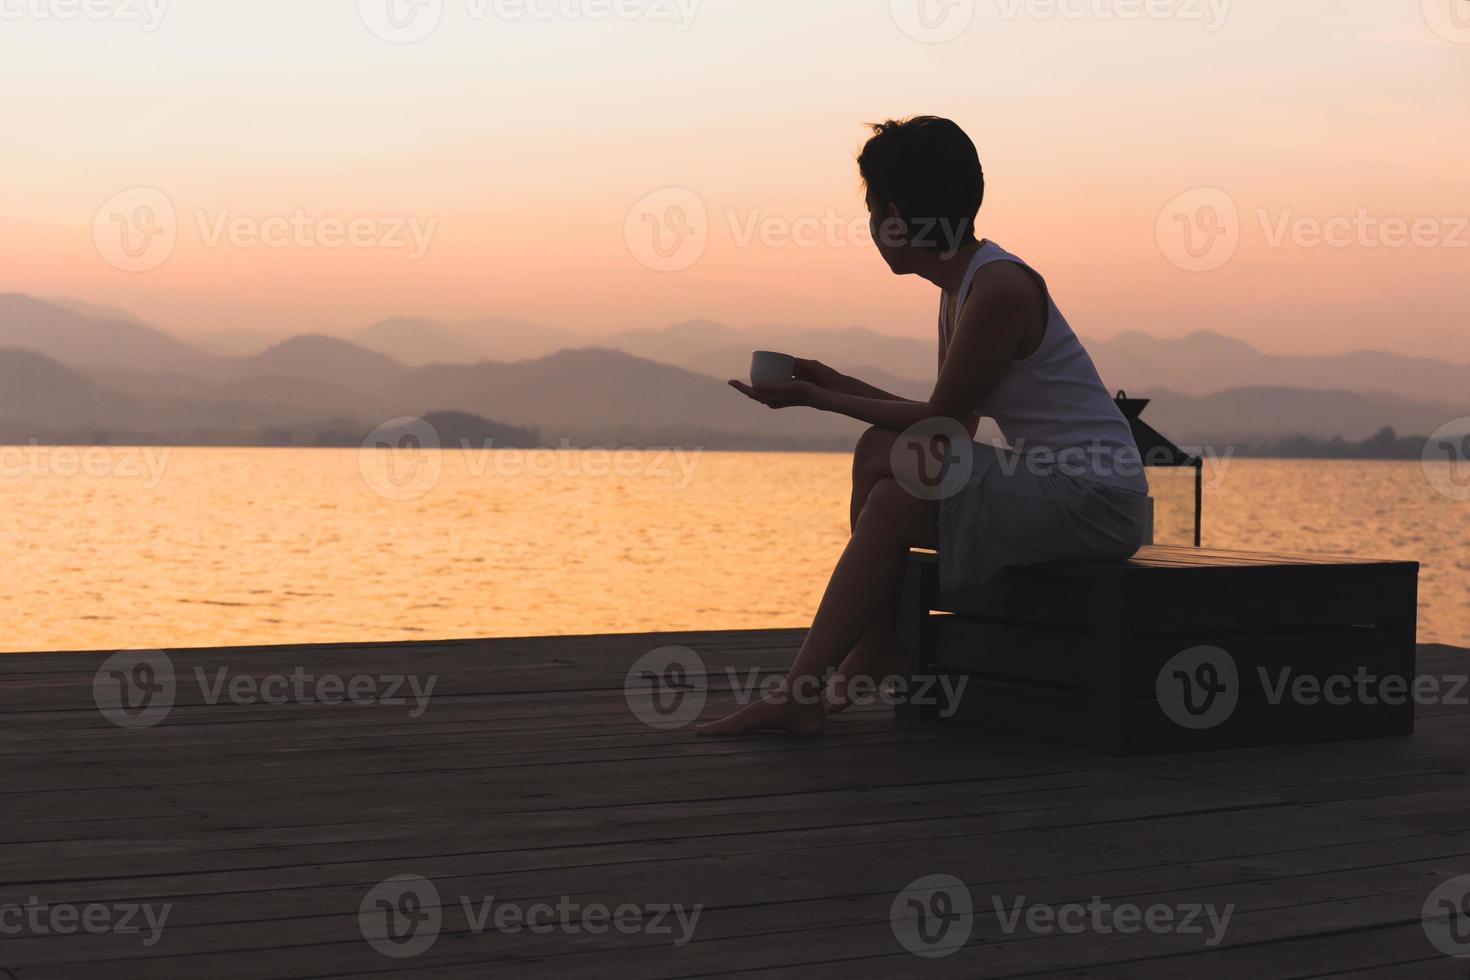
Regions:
[[699, 116, 1148, 735]]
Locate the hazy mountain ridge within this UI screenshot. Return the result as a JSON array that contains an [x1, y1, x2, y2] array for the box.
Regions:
[[0, 294, 223, 376], [1090, 330, 1470, 406], [0, 295, 1465, 449], [0, 348, 145, 429], [354, 315, 584, 366], [0, 343, 865, 447], [1133, 386, 1467, 446]]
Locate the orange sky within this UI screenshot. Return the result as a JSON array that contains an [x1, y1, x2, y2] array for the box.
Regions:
[[2, 0, 1467, 359]]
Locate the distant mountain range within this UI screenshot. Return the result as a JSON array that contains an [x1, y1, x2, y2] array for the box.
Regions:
[[1088, 331, 1469, 408], [354, 316, 585, 366], [0, 293, 1465, 449], [334, 311, 1470, 410]]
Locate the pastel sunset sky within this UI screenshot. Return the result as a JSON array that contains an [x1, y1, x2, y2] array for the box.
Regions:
[[2, 0, 1467, 359]]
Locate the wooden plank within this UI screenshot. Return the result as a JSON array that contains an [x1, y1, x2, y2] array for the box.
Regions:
[[0, 632, 1465, 979]]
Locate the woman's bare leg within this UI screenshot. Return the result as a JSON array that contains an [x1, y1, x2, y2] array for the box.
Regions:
[[849, 426, 898, 530], [696, 477, 937, 736], [827, 427, 913, 713], [824, 593, 900, 715]]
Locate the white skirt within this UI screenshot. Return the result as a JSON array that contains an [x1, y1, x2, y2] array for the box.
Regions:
[[937, 443, 1150, 593]]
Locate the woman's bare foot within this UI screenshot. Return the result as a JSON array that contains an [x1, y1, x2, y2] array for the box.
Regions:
[[825, 645, 910, 715], [824, 669, 860, 716], [695, 696, 825, 736]]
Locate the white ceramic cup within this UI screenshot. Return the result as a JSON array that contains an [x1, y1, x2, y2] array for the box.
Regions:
[[750, 350, 796, 386]]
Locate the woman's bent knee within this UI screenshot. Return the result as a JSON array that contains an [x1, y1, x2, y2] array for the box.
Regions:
[[857, 478, 936, 539], [852, 426, 897, 480]]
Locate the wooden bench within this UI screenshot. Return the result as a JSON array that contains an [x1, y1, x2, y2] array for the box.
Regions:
[[896, 545, 1419, 754]]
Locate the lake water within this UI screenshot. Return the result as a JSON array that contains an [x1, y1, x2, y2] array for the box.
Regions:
[[2, 448, 1465, 651]]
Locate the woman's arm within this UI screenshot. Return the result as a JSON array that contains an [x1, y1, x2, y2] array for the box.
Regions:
[[733, 263, 1037, 432], [794, 358, 905, 401]]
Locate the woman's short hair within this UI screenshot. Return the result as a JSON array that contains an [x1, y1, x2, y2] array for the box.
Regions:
[[858, 116, 984, 252]]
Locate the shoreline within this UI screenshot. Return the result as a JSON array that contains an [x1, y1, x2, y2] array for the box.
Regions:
[[7, 633, 1466, 659], [0, 438, 1454, 460]]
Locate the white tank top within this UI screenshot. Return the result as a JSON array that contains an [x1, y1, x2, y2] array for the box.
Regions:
[[941, 241, 1148, 493]]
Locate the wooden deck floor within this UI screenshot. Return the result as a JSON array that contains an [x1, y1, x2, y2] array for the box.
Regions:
[[2, 631, 1469, 979]]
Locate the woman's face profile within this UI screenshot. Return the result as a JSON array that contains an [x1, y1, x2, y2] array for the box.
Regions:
[[865, 190, 907, 274]]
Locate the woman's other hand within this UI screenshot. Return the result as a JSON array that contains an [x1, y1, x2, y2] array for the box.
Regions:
[[728, 379, 818, 410]]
